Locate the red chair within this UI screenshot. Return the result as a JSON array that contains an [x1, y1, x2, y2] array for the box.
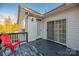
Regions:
[[0, 34, 20, 55]]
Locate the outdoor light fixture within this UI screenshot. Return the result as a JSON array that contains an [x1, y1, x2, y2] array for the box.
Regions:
[[25, 12, 28, 15]]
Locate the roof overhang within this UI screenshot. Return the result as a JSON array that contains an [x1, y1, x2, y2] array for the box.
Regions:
[[20, 5, 43, 19], [43, 3, 79, 18], [18, 3, 79, 20]]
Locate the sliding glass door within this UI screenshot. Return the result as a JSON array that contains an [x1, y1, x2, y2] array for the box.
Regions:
[[54, 19, 66, 44], [47, 19, 66, 44], [47, 21, 54, 40]]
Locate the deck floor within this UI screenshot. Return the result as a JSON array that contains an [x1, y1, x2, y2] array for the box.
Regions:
[[0, 42, 43, 56], [29, 39, 79, 56], [0, 39, 79, 56]]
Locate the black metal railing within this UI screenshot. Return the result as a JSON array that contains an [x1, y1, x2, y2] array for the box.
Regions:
[[0, 32, 28, 43]]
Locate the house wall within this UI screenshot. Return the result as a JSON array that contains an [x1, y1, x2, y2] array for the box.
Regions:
[[28, 16, 37, 42], [42, 6, 79, 50], [18, 7, 28, 32], [18, 7, 29, 42], [18, 7, 39, 42]]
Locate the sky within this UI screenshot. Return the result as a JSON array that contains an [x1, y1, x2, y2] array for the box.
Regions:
[[0, 3, 62, 23]]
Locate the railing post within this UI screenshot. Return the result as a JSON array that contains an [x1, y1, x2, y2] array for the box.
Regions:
[[26, 32, 28, 42]]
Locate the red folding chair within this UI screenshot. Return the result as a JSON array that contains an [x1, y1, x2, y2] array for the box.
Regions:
[[0, 34, 20, 55]]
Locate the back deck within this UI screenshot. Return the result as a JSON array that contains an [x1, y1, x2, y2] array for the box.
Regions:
[[0, 39, 79, 56]]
